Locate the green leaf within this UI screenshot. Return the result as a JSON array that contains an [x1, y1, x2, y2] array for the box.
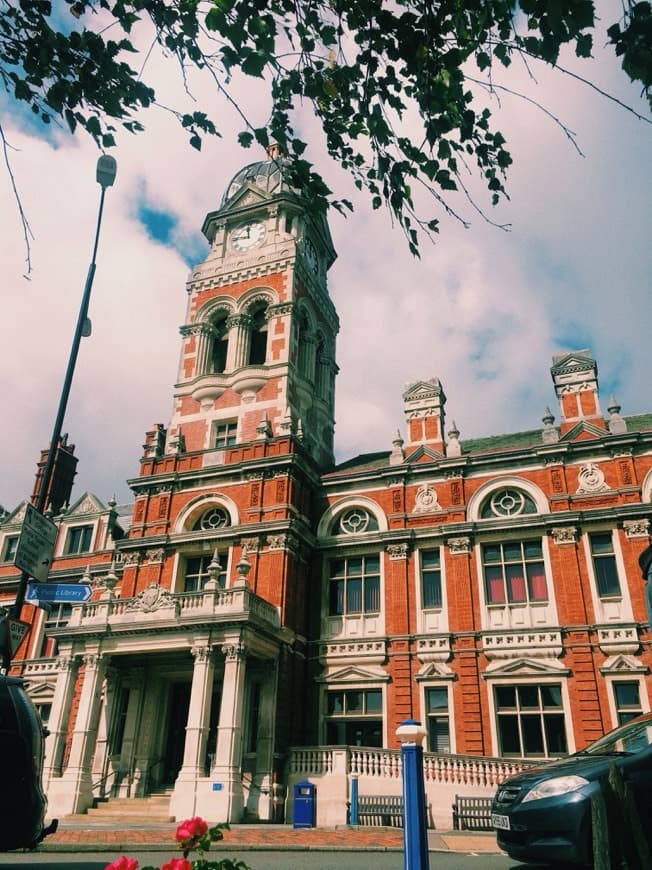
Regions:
[[241, 51, 268, 77]]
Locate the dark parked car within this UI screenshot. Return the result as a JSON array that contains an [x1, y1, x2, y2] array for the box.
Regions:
[[492, 712, 652, 866], [0, 674, 56, 851]]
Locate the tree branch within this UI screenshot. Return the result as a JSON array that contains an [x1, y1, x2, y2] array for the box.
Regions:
[[0, 123, 34, 279]]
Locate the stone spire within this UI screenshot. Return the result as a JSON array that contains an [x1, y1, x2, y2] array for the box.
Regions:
[[389, 430, 405, 466], [542, 406, 559, 443], [607, 395, 627, 434]]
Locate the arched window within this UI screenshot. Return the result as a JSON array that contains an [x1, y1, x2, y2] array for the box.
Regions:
[[333, 507, 379, 536], [211, 315, 229, 374], [297, 311, 312, 379], [480, 488, 537, 519], [314, 336, 327, 397], [248, 304, 268, 365], [192, 507, 231, 531]]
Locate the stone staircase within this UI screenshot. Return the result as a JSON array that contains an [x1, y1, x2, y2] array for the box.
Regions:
[[64, 790, 175, 824]]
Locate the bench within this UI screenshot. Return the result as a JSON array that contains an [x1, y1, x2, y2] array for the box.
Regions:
[[452, 795, 494, 831], [354, 795, 405, 827]]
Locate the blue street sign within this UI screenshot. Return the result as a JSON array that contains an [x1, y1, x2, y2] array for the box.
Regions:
[[26, 582, 92, 604]]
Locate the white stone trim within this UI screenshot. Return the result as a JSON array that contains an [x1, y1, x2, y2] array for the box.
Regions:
[[173, 492, 240, 533]]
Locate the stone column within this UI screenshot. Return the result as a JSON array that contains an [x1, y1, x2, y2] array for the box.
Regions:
[[90, 666, 119, 799], [195, 323, 216, 375], [48, 649, 109, 815], [169, 644, 216, 820], [133, 672, 164, 797], [250, 658, 278, 820], [226, 314, 252, 370], [117, 668, 145, 797], [211, 637, 248, 821], [183, 646, 216, 776], [43, 651, 79, 789]]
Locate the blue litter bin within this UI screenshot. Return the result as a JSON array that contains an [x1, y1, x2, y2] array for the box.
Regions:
[[292, 780, 316, 828]]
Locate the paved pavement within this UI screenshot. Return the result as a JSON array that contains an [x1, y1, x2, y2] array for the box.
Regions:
[[39, 820, 502, 855]]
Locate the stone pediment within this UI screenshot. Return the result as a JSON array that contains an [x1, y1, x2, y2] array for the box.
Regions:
[[221, 184, 269, 213], [403, 379, 444, 402], [316, 663, 390, 683], [484, 657, 570, 678], [415, 661, 455, 681], [26, 681, 56, 701], [404, 445, 444, 464], [600, 654, 648, 675], [66, 492, 105, 517], [559, 421, 607, 442], [1, 501, 27, 526], [550, 350, 595, 375]]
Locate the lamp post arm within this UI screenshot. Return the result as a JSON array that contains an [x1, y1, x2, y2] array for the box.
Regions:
[[35, 184, 107, 515], [11, 168, 114, 625]]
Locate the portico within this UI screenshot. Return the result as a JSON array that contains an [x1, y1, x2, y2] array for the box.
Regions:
[[44, 582, 287, 821]]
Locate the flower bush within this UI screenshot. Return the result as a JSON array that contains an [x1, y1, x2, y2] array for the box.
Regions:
[[104, 818, 250, 870]]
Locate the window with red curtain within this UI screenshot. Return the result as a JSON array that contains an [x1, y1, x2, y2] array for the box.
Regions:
[[527, 563, 548, 601], [483, 541, 547, 605]]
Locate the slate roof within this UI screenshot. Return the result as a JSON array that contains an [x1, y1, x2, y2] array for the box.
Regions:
[[328, 413, 652, 478]]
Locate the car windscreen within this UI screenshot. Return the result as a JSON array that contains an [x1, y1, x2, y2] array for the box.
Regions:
[[582, 716, 652, 755]]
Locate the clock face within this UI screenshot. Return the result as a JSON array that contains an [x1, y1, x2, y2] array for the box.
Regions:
[[305, 238, 318, 272], [231, 221, 266, 251]]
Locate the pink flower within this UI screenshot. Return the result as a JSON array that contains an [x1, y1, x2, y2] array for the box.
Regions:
[[175, 815, 209, 845], [104, 858, 138, 870], [161, 859, 192, 870]]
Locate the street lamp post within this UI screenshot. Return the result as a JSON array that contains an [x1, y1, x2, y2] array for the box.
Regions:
[[11, 155, 117, 623]]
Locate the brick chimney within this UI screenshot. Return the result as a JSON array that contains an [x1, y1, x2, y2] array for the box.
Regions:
[[31, 434, 78, 514], [402, 378, 447, 454], [550, 350, 606, 436]]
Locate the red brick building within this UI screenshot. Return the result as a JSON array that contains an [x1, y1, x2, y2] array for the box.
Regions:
[[1, 153, 651, 824]]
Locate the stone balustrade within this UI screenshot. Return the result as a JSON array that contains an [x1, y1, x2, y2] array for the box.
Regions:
[[65, 585, 280, 631], [287, 744, 535, 828]]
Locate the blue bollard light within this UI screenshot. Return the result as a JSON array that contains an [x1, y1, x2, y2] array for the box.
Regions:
[[397, 719, 430, 870], [350, 773, 359, 825]]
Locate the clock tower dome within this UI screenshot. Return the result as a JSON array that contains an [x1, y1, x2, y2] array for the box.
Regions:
[[166, 150, 339, 469]]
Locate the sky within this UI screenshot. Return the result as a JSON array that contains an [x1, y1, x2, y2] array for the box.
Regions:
[[0, 1, 650, 513]]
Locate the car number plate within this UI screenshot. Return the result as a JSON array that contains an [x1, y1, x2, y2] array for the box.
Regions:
[[491, 813, 510, 831]]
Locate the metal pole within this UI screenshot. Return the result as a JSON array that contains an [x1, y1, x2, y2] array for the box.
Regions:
[[11, 156, 116, 623], [397, 719, 430, 870]]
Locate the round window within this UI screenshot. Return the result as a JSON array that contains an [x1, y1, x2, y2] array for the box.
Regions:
[[337, 508, 378, 535], [194, 507, 230, 531], [481, 489, 536, 519]]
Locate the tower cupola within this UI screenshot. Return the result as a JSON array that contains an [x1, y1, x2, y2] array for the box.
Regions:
[[143, 150, 339, 474]]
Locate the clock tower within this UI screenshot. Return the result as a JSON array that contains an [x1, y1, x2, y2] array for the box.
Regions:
[[167, 149, 339, 468]]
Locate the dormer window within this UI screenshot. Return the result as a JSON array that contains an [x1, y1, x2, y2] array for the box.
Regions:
[[1, 535, 18, 563], [65, 525, 93, 555]]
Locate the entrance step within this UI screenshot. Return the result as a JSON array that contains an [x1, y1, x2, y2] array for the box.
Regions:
[[64, 791, 175, 823]]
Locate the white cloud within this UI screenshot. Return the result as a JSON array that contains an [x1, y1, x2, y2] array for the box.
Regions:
[[0, 2, 650, 509]]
